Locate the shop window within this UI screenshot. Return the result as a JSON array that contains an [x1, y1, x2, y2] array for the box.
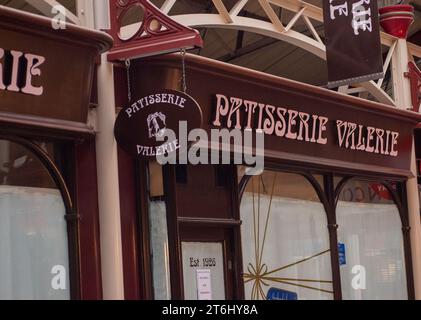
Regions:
[[336, 179, 408, 300], [0, 140, 70, 299], [148, 199, 171, 300], [240, 170, 333, 300], [147, 164, 171, 299]]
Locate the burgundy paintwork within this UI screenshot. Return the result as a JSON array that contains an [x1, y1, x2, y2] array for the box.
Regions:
[[107, 0, 202, 61]]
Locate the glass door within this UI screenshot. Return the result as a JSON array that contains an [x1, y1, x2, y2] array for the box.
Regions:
[[181, 241, 226, 300], [179, 226, 235, 300]]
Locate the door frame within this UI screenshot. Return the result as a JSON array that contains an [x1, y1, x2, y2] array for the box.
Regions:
[[163, 164, 244, 300]]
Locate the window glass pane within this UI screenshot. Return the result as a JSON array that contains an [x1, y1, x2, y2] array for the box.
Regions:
[[147, 162, 171, 299], [181, 242, 225, 300], [149, 199, 171, 300], [0, 140, 70, 300], [336, 178, 397, 205], [240, 170, 333, 300], [336, 179, 407, 300]]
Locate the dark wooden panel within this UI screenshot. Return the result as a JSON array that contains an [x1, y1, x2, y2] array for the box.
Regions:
[[176, 165, 234, 219], [75, 139, 102, 300], [415, 129, 421, 159], [0, 6, 112, 124], [117, 147, 142, 300]]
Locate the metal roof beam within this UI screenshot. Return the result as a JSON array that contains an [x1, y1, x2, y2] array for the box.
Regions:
[[24, 0, 80, 25]]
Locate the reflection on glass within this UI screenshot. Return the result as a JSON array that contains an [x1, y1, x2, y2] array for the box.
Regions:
[[149, 199, 172, 300], [0, 140, 69, 300], [240, 170, 333, 300], [336, 179, 407, 300]]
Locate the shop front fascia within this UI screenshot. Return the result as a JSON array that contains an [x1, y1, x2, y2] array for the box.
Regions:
[[0, 6, 112, 299], [115, 53, 421, 300]]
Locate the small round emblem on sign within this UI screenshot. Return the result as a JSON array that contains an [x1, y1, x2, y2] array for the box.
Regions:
[[114, 89, 203, 159]]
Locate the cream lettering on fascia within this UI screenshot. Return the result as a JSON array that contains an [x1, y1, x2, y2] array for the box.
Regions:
[[212, 93, 400, 157], [0, 48, 45, 96]]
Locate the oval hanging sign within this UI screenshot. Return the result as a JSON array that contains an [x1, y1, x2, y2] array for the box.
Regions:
[[114, 89, 203, 159]]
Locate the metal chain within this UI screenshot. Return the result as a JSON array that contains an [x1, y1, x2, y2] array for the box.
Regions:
[[125, 59, 132, 102], [181, 48, 187, 93]]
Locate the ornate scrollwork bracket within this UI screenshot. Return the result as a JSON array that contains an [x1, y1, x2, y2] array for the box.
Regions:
[[107, 0, 203, 62]]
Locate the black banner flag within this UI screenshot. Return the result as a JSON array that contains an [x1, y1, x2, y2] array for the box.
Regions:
[[322, 0, 384, 88]]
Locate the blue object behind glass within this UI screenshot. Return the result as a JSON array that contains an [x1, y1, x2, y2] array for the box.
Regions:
[[338, 243, 346, 266], [267, 288, 298, 300]]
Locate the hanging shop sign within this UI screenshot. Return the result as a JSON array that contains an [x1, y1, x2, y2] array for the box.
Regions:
[[128, 54, 421, 177], [0, 6, 112, 124], [322, 0, 383, 88], [114, 89, 203, 159]]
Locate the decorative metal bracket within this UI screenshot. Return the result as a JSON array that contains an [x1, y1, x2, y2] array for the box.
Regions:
[[107, 0, 203, 62], [405, 62, 421, 112]]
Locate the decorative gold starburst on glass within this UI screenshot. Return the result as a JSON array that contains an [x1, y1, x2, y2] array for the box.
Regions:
[[241, 173, 334, 300]]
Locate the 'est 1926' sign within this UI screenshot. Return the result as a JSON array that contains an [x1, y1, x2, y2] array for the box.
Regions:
[[114, 89, 203, 159]]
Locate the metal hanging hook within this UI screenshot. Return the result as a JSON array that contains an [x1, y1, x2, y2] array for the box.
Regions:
[[181, 48, 187, 93], [125, 59, 132, 102]]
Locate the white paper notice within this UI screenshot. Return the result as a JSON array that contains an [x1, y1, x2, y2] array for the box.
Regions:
[[182, 242, 225, 300], [196, 269, 212, 300]]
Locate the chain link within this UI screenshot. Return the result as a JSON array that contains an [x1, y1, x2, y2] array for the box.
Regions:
[[125, 59, 132, 102], [181, 48, 187, 93]]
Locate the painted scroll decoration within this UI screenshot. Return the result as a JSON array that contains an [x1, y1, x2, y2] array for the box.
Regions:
[[108, 0, 203, 61]]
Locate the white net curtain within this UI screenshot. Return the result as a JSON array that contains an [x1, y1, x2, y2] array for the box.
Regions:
[[240, 169, 408, 300], [336, 180, 408, 300], [0, 140, 70, 300], [240, 171, 333, 300]]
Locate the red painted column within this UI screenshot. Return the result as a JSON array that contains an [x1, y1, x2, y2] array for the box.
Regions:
[[75, 139, 103, 299]]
